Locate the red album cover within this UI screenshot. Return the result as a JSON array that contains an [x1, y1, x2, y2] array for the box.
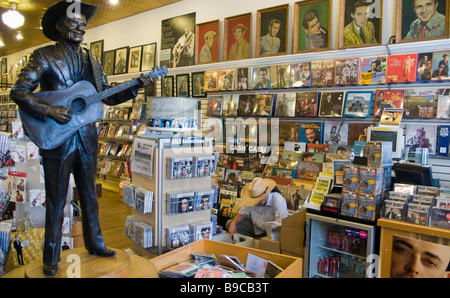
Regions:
[[374, 90, 404, 117], [386, 54, 418, 83]]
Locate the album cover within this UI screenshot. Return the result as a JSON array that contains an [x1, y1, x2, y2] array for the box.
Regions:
[[252, 94, 274, 117], [271, 64, 291, 88], [374, 90, 404, 117], [296, 161, 323, 181], [343, 91, 373, 118], [382, 200, 406, 221], [431, 50, 450, 81], [290, 62, 311, 87], [167, 191, 195, 215], [311, 60, 335, 87], [223, 169, 243, 185], [271, 167, 296, 179], [416, 52, 433, 82], [386, 53, 418, 83], [406, 203, 430, 225], [237, 94, 256, 117], [328, 145, 353, 159], [405, 124, 437, 155], [284, 141, 306, 152], [236, 68, 249, 91], [307, 143, 329, 153], [299, 122, 323, 144], [251, 66, 271, 89], [204, 70, 219, 92], [403, 89, 436, 119], [436, 89, 450, 119], [295, 92, 318, 117], [334, 58, 359, 86], [221, 94, 239, 117], [190, 221, 213, 241], [218, 69, 235, 91], [379, 108, 403, 127], [333, 159, 351, 185], [359, 56, 387, 84], [279, 121, 300, 146], [194, 155, 215, 177], [302, 151, 325, 163], [274, 92, 296, 117], [348, 123, 372, 145], [324, 121, 348, 145], [280, 149, 303, 162], [166, 224, 191, 249], [438, 125, 450, 156], [318, 92, 344, 117], [285, 186, 310, 210], [206, 95, 223, 117]]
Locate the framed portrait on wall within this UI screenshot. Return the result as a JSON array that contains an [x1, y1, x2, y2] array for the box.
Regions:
[[396, 0, 449, 43], [114, 47, 129, 75], [176, 74, 190, 97], [195, 20, 220, 65], [90, 40, 104, 64], [160, 12, 196, 69], [128, 46, 142, 73], [141, 42, 157, 72], [256, 4, 289, 58], [161, 76, 174, 97], [103, 50, 115, 76], [293, 0, 331, 54], [191, 72, 205, 97], [223, 13, 252, 62], [1, 58, 7, 74], [339, 0, 383, 49]]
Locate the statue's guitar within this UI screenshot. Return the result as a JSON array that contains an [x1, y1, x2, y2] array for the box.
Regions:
[[19, 66, 168, 150]]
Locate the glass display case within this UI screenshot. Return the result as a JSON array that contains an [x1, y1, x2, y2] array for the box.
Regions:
[[304, 213, 376, 278]]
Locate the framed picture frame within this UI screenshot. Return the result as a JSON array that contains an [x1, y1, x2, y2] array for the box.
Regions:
[[396, 0, 449, 43], [1, 58, 7, 74], [343, 91, 373, 118], [223, 13, 252, 62], [114, 47, 129, 75], [141, 42, 157, 72], [161, 75, 174, 97], [293, 0, 331, 54], [204, 70, 219, 92], [90, 40, 104, 64], [195, 20, 220, 65], [128, 45, 142, 73], [339, 0, 383, 49], [160, 12, 196, 69], [176, 74, 190, 97], [256, 5, 289, 58], [191, 72, 205, 97], [103, 50, 115, 76]]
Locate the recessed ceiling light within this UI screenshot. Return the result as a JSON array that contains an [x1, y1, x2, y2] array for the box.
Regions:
[[109, 0, 119, 5], [16, 32, 23, 40]]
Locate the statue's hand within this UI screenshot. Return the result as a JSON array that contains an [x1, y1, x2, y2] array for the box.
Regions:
[[48, 106, 72, 123], [137, 74, 153, 87]]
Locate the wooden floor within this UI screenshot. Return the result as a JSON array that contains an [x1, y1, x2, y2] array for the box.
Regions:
[[3, 189, 133, 275]]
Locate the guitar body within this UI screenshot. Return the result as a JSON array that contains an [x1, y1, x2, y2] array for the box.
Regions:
[[19, 81, 104, 150]]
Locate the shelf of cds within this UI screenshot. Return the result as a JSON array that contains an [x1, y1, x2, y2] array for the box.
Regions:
[[129, 135, 218, 256]]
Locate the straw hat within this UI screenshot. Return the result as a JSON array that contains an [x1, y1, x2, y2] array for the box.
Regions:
[[42, 1, 98, 41], [241, 177, 277, 207]]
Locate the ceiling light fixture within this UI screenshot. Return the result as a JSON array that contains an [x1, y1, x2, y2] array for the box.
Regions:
[[2, 2, 25, 29], [109, 0, 119, 5], [16, 32, 23, 40], [0, 40, 4, 47]]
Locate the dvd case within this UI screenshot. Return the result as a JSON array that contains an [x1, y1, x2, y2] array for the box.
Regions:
[[167, 191, 195, 215], [406, 203, 430, 225], [166, 224, 191, 250], [194, 188, 217, 211], [382, 200, 406, 221], [189, 221, 213, 241], [167, 156, 194, 179]]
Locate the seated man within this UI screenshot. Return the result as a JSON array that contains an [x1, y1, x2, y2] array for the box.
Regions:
[[227, 178, 288, 238]]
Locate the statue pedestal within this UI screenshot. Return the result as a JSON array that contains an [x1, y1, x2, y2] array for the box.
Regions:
[[22, 247, 158, 278]]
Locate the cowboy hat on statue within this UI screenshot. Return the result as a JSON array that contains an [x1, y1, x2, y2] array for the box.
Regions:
[[227, 178, 288, 238]]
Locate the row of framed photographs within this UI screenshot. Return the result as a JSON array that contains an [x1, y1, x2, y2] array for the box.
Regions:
[[162, 49, 450, 99], [163, 0, 450, 68], [89, 40, 157, 76], [205, 88, 449, 120]]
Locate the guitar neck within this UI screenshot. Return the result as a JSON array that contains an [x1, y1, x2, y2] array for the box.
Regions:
[[86, 78, 140, 106]]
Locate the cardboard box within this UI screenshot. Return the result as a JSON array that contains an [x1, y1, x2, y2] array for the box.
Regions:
[[149, 239, 302, 278], [281, 209, 306, 256], [71, 221, 83, 237], [259, 236, 281, 254]]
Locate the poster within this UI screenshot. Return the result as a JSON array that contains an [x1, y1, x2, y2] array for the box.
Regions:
[[131, 138, 155, 178]]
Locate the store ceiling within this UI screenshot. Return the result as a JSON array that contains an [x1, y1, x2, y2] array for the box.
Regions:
[[0, 0, 181, 57]]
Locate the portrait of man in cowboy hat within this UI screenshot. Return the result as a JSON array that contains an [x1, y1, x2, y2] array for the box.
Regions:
[[10, 1, 152, 276], [227, 178, 288, 238]]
